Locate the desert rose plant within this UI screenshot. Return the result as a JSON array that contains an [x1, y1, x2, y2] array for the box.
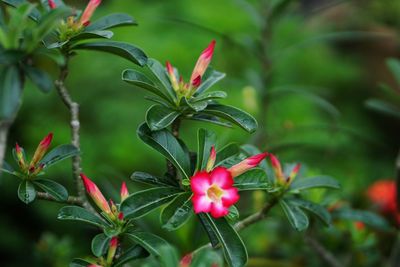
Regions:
[[0, 1, 348, 267]]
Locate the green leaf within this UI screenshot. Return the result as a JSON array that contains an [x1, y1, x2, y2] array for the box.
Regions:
[[216, 143, 240, 165], [70, 30, 113, 42], [39, 144, 79, 168], [201, 214, 248, 267], [387, 58, 400, 86], [113, 245, 149, 267], [234, 169, 270, 191], [203, 104, 257, 133], [365, 99, 400, 120], [2, 0, 41, 21], [0, 66, 23, 120], [91, 233, 110, 257], [158, 245, 180, 267], [1, 160, 16, 176], [72, 41, 147, 66], [33, 7, 70, 43], [122, 69, 174, 104], [69, 258, 92, 267], [181, 97, 208, 112], [280, 199, 309, 231], [131, 171, 179, 187], [195, 68, 226, 95], [85, 13, 137, 31], [290, 176, 340, 191], [24, 66, 53, 93], [146, 105, 180, 131], [18, 180, 36, 204], [227, 205, 239, 221], [58, 206, 109, 228], [160, 192, 193, 231], [34, 179, 68, 202], [333, 209, 389, 229], [288, 198, 331, 226], [197, 213, 219, 247], [192, 91, 227, 103], [121, 187, 183, 219], [145, 58, 176, 102], [137, 123, 191, 178], [196, 128, 216, 171], [125, 232, 171, 258], [190, 114, 232, 128], [191, 247, 224, 267]]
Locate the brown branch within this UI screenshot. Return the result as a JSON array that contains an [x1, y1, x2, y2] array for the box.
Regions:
[[54, 61, 92, 212], [305, 232, 344, 267], [36, 192, 83, 206]]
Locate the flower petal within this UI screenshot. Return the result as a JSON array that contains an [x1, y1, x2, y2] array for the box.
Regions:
[[222, 187, 240, 206], [210, 202, 229, 218], [192, 195, 212, 214], [210, 167, 233, 189], [190, 171, 211, 195]]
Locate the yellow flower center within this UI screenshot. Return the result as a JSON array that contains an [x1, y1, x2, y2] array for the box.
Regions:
[[207, 184, 224, 202]]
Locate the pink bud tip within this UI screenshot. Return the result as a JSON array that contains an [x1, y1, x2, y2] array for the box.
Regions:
[[120, 182, 129, 201], [40, 133, 53, 149], [179, 253, 193, 267], [166, 61, 174, 75], [48, 0, 56, 9], [192, 75, 201, 87], [118, 212, 124, 220], [210, 146, 216, 159], [292, 163, 301, 174], [269, 153, 280, 169], [80, 173, 96, 193], [201, 40, 216, 60], [15, 143, 22, 153], [80, 0, 102, 26], [246, 152, 268, 167], [110, 237, 118, 248]]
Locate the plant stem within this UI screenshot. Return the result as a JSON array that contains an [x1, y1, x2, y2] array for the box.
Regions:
[[304, 232, 344, 267], [0, 121, 11, 173], [55, 59, 92, 211], [167, 119, 181, 180], [36, 191, 83, 206]]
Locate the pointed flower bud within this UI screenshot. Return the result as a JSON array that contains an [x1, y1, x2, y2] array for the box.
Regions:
[[206, 146, 216, 172], [269, 153, 285, 184], [166, 61, 179, 91], [80, 173, 112, 215], [106, 237, 118, 264], [120, 182, 129, 202], [79, 0, 101, 27], [287, 163, 301, 184], [48, 0, 56, 9], [191, 75, 201, 88], [228, 152, 268, 178], [30, 133, 53, 169], [118, 212, 124, 221], [180, 253, 193, 267], [15, 143, 27, 170], [190, 40, 216, 87]]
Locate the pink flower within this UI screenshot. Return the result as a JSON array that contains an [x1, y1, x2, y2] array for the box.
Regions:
[[228, 152, 268, 178], [48, 0, 56, 9], [120, 182, 129, 202], [191, 167, 239, 218], [80, 173, 112, 216], [190, 40, 216, 87], [30, 133, 53, 170], [79, 0, 102, 27]]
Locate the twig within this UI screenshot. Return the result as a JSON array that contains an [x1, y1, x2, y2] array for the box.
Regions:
[[54, 60, 92, 211], [234, 196, 278, 231], [36, 192, 83, 206], [305, 232, 344, 267], [0, 121, 11, 173]]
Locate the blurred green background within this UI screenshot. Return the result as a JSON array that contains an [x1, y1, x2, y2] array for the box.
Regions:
[[1, 0, 400, 266]]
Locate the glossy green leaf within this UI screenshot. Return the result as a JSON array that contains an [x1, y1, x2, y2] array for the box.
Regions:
[[0, 66, 23, 120], [215, 143, 240, 165], [24, 66, 53, 93], [121, 187, 182, 219], [181, 97, 208, 112], [18, 180, 36, 204], [227, 205, 239, 222], [145, 58, 176, 101], [40, 144, 79, 168], [131, 171, 179, 187], [137, 123, 191, 178], [197, 213, 219, 247], [333, 209, 389, 229], [195, 68, 226, 95], [34, 179, 68, 202], [33, 7, 70, 43], [160, 192, 193, 231], [234, 169, 270, 191], [203, 104, 257, 133], [1, 160, 16, 176], [91, 233, 110, 257], [196, 128, 216, 171], [192, 91, 227, 102], [365, 99, 400, 120], [191, 247, 224, 267], [70, 30, 113, 42], [146, 104, 180, 131], [2, 0, 41, 21], [290, 176, 340, 191], [85, 13, 137, 31], [122, 69, 173, 104], [58, 206, 109, 228], [190, 114, 232, 128], [72, 41, 147, 66], [113, 245, 149, 267], [158, 245, 180, 267], [280, 199, 309, 231], [387, 58, 400, 86], [289, 198, 331, 226], [125, 232, 170, 258], [69, 258, 92, 267], [201, 214, 248, 267]]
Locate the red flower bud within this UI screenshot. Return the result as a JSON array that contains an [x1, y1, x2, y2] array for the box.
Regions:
[[206, 146, 216, 172], [179, 253, 193, 267], [120, 182, 129, 202], [80, 173, 112, 215], [190, 40, 216, 88], [106, 237, 118, 264], [48, 0, 56, 9], [80, 0, 101, 27], [30, 133, 53, 169], [228, 152, 268, 178]]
